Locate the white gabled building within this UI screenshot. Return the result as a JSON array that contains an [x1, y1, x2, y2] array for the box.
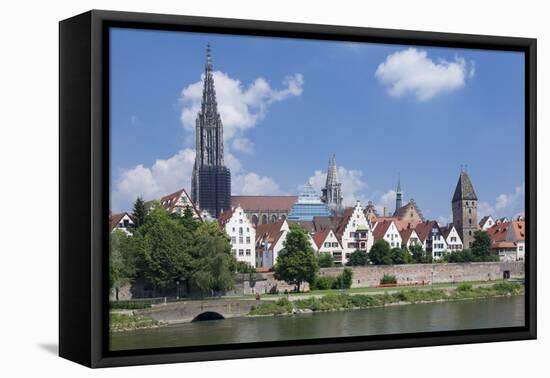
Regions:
[[415, 221, 448, 260], [442, 225, 463, 252], [219, 205, 256, 267], [147, 188, 202, 219], [372, 219, 402, 249], [335, 201, 373, 265], [313, 229, 344, 265], [400, 228, 422, 250], [110, 212, 134, 235], [479, 216, 495, 231], [255, 220, 290, 269]]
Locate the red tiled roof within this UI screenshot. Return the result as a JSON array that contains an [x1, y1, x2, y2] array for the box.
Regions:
[[479, 215, 491, 227], [231, 196, 298, 211], [414, 221, 438, 242], [156, 188, 201, 219], [492, 241, 516, 249], [399, 228, 415, 243], [255, 220, 286, 244], [110, 212, 130, 231], [218, 208, 234, 227], [487, 220, 525, 242], [313, 229, 331, 249], [372, 220, 393, 241]]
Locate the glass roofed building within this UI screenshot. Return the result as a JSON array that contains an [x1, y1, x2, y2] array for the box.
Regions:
[[287, 183, 331, 221]]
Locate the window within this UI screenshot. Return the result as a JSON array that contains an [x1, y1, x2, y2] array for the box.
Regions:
[[324, 242, 330, 247], [239, 219, 243, 224], [349, 232, 355, 238], [231, 249, 236, 255], [246, 249, 251, 256], [332, 242, 338, 247], [232, 227, 235, 232], [239, 237, 243, 244], [246, 236, 250, 243], [231, 237, 236, 243], [239, 249, 244, 256], [239, 227, 243, 235]]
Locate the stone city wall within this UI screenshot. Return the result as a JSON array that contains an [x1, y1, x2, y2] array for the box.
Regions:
[[318, 261, 524, 288]]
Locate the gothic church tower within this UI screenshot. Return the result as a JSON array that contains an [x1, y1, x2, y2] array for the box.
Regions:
[[191, 45, 231, 218], [321, 155, 343, 212], [395, 175, 403, 213], [452, 169, 478, 248]]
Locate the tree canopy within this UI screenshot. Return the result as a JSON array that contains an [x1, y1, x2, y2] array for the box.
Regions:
[[346, 249, 369, 266], [131, 196, 147, 229], [274, 223, 319, 291], [368, 240, 392, 265], [318, 252, 335, 268]]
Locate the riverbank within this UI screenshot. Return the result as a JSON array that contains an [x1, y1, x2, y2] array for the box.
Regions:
[[248, 281, 524, 316], [110, 312, 164, 332]]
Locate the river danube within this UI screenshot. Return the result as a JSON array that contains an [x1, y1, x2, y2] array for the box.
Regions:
[[111, 295, 524, 351]]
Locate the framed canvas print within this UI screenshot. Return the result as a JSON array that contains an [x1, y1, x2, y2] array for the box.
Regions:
[[59, 10, 536, 368]]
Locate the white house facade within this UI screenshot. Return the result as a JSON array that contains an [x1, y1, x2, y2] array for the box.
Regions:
[[314, 229, 344, 265], [110, 212, 134, 235], [373, 220, 402, 249], [220, 206, 256, 267], [443, 225, 463, 252], [336, 201, 374, 265]]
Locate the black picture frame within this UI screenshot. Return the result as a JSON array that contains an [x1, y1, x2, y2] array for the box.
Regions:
[[59, 9, 537, 368]]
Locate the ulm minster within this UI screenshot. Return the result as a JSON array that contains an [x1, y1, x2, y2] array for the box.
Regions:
[[108, 45, 525, 342]]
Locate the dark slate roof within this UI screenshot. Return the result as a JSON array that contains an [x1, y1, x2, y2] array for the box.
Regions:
[[452, 172, 478, 202]]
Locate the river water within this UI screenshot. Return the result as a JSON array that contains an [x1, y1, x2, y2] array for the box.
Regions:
[[110, 295, 525, 351]]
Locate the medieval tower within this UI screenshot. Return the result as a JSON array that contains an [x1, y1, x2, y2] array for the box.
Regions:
[[191, 44, 231, 218], [321, 155, 343, 212], [452, 169, 478, 248]]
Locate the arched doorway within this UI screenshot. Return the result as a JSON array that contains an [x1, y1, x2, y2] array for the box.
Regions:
[[261, 214, 268, 224], [270, 214, 278, 223], [251, 214, 259, 226]]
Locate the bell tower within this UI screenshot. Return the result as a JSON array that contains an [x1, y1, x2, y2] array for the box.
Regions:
[[452, 167, 478, 248]]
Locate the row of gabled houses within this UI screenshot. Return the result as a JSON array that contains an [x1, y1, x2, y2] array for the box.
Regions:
[[110, 183, 526, 269]]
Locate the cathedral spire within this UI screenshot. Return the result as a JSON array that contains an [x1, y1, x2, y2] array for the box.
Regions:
[[201, 43, 219, 118], [191, 44, 231, 218], [321, 154, 343, 212]]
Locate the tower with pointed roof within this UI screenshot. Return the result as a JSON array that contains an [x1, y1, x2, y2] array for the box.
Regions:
[[191, 44, 231, 218], [452, 168, 478, 248], [321, 155, 343, 212], [395, 175, 403, 213]]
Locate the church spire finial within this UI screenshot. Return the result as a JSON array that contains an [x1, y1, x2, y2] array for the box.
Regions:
[[395, 174, 403, 213]]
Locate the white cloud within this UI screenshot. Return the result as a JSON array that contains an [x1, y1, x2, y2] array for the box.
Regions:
[[374, 190, 397, 215], [375, 48, 473, 101], [232, 172, 282, 195], [308, 166, 368, 206], [477, 183, 525, 220], [232, 137, 255, 154], [112, 148, 196, 211], [180, 71, 303, 142]]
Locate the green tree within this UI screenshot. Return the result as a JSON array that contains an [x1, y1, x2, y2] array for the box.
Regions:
[[390, 247, 410, 264], [131, 196, 147, 229], [274, 223, 319, 292], [334, 267, 353, 289], [188, 221, 238, 295], [380, 274, 397, 285], [132, 206, 193, 292], [346, 250, 369, 266], [444, 248, 475, 262], [368, 240, 392, 265], [471, 230, 497, 261], [318, 252, 335, 268], [410, 244, 433, 264], [110, 230, 136, 300]]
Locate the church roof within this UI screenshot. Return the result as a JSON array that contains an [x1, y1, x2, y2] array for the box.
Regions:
[[452, 171, 478, 202], [231, 195, 298, 211]]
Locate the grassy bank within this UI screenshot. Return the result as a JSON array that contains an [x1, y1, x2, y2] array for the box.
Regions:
[[249, 282, 524, 316], [110, 312, 163, 332]]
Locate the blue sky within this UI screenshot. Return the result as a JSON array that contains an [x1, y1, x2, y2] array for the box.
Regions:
[[110, 28, 525, 223]]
